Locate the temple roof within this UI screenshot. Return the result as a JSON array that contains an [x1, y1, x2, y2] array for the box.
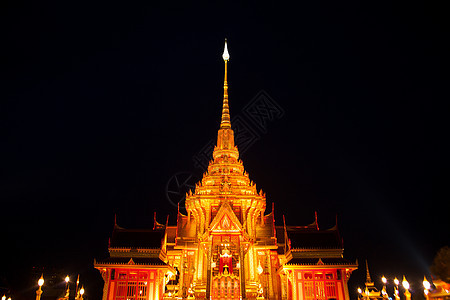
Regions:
[[110, 226, 163, 249], [285, 257, 355, 266], [95, 257, 166, 266], [287, 228, 342, 249]]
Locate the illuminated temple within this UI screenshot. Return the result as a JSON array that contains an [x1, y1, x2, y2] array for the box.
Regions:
[[94, 41, 358, 300]]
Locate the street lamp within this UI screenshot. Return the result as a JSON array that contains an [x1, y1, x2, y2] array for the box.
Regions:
[[2, 295, 6, 300], [36, 274, 44, 300], [393, 277, 400, 300], [357, 287, 362, 299], [423, 276, 431, 300], [381, 276, 388, 299], [64, 276, 70, 299], [402, 276, 411, 300], [79, 286, 85, 300]]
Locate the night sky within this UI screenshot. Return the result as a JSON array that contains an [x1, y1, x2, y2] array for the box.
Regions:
[[1, 1, 449, 299]]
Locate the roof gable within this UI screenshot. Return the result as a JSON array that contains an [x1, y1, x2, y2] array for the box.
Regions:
[[209, 202, 242, 233]]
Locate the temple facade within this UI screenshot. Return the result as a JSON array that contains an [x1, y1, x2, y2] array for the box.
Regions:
[[94, 41, 358, 300]]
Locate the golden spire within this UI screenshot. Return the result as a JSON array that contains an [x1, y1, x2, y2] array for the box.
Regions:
[[365, 260, 373, 283], [220, 39, 231, 129]]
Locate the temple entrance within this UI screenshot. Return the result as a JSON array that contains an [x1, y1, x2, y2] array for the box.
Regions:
[[211, 235, 241, 300]]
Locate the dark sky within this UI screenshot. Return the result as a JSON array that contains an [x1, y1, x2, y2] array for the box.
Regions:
[[1, 0, 449, 299]]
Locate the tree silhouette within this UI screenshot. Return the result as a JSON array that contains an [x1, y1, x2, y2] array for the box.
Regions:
[[430, 246, 450, 283]]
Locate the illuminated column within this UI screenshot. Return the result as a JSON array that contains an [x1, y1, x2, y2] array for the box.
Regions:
[[267, 251, 274, 298], [100, 270, 109, 300], [343, 270, 351, 300], [179, 252, 186, 298], [196, 245, 203, 281], [206, 243, 212, 299], [249, 246, 256, 281], [281, 271, 288, 300], [240, 245, 247, 299]]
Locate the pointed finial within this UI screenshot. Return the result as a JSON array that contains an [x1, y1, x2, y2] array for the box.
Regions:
[[220, 38, 231, 129], [222, 39, 230, 61]]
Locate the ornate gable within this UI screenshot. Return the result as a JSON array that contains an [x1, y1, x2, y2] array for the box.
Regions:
[[209, 202, 242, 234]]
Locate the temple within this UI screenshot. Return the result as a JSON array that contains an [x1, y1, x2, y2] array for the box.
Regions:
[[94, 40, 358, 300]]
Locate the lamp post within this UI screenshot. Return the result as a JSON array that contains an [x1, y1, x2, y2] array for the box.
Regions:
[[79, 286, 85, 300], [381, 276, 388, 299], [423, 276, 431, 300], [393, 277, 400, 300], [36, 274, 44, 300], [402, 276, 411, 300], [64, 276, 70, 299]]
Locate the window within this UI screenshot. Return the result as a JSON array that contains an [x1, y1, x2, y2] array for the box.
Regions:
[[116, 282, 126, 300], [315, 281, 325, 300], [326, 282, 336, 297], [301, 271, 338, 300], [127, 282, 136, 298], [304, 281, 315, 300], [137, 282, 147, 300], [114, 271, 150, 300]]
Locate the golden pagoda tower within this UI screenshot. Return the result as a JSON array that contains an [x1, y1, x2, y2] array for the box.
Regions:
[[94, 40, 358, 300], [184, 39, 267, 299]]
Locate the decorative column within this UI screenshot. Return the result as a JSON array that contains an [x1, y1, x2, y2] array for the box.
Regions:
[[343, 270, 351, 300], [240, 245, 247, 299], [280, 270, 288, 300], [206, 243, 212, 299], [266, 251, 274, 298], [100, 270, 109, 300]]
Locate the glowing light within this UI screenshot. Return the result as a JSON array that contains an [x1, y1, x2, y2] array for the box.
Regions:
[[2, 295, 5, 300], [38, 275, 44, 287], [402, 276, 409, 290], [382, 276, 387, 284], [257, 263, 263, 275], [80, 287, 85, 295], [222, 40, 230, 61], [65, 276, 70, 283], [394, 278, 400, 286], [423, 276, 431, 290], [357, 287, 362, 294]]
